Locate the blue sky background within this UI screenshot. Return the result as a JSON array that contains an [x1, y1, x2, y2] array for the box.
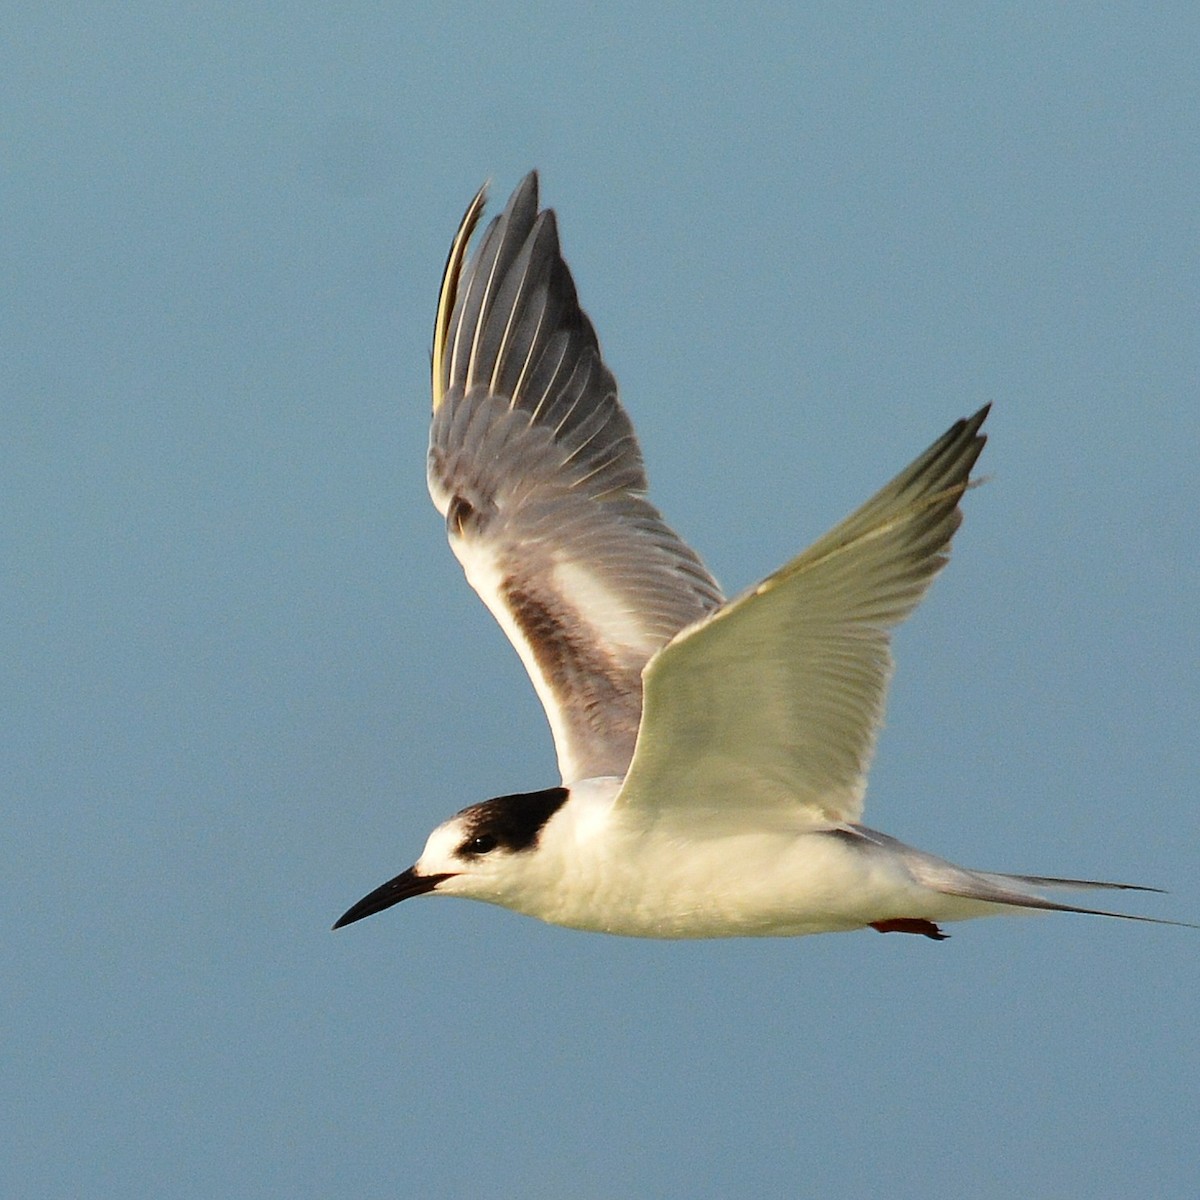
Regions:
[[6, 5, 1198, 1197]]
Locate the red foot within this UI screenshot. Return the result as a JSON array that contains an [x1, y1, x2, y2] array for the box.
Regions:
[[870, 918, 948, 941]]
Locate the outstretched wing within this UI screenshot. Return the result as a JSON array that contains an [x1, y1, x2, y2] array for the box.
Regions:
[[428, 173, 723, 784], [617, 407, 989, 830]]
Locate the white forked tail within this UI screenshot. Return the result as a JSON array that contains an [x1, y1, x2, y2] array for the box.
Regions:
[[936, 869, 1191, 928], [852, 826, 1197, 930]]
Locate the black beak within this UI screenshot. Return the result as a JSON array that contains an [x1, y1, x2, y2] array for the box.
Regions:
[[332, 867, 454, 930]]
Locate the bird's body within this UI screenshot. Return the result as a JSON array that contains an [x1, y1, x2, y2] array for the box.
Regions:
[[335, 173, 1185, 941], [418, 779, 1005, 939]]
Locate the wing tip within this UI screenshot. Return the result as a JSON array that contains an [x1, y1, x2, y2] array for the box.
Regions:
[[431, 178, 492, 412], [431, 172, 552, 412]]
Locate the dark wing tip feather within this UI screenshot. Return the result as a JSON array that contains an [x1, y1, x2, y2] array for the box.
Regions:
[[432, 179, 492, 411], [431, 172, 642, 494]]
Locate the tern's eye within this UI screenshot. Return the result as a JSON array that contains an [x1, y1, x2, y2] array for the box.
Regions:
[[465, 833, 499, 856]]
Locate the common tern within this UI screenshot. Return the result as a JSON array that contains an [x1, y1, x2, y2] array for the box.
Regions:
[[335, 172, 1185, 941]]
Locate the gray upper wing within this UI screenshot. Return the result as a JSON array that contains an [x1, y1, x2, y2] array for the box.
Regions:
[[428, 173, 723, 783]]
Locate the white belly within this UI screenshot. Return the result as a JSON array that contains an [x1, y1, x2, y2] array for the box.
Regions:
[[500, 816, 994, 939]]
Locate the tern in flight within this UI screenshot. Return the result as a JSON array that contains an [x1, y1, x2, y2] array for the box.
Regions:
[[335, 173, 1184, 942]]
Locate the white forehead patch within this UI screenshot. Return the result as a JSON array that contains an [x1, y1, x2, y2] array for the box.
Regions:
[[419, 816, 471, 868]]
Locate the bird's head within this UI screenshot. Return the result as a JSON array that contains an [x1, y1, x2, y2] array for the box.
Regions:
[[332, 786, 569, 929]]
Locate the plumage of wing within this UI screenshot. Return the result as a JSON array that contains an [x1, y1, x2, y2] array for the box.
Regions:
[[617, 407, 989, 829], [428, 173, 723, 784]]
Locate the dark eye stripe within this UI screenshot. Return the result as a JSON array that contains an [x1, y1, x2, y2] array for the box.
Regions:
[[455, 787, 570, 856]]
